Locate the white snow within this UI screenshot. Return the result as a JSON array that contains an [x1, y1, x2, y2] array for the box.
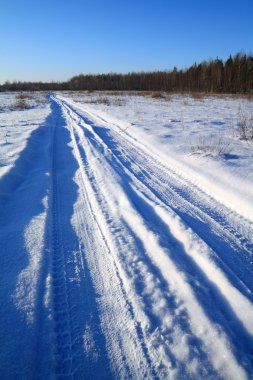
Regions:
[[0, 91, 253, 379]]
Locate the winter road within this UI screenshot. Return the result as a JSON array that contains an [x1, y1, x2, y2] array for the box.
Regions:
[[0, 94, 253, 379]]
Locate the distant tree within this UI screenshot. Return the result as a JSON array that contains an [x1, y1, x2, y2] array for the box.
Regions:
[[1, 53, 253, 93]]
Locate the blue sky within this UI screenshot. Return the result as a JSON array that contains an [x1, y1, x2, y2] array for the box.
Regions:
[[1, 0, 253, 83]]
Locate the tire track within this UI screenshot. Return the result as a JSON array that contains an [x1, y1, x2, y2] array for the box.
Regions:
[[52, 95, 253, 379], [49, 107, 74, 378], [56, 96, 252, 378], [48, 100, 102, 379], [63, 99, 253, 294], [62, 98, 157, 379]]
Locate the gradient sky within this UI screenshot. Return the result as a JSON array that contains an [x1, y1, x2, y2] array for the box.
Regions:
[[1, 0, 253, 83]]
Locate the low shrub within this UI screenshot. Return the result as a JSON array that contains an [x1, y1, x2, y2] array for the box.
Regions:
[[237, 108, 253, 140], [96, 97, 110, 105], [190, 135, 232, 156], [15, 99, 28, 109], [112, 98, 125, 106]]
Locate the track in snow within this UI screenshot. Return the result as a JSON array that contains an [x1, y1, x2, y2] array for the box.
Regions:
[[0, 94, 253, 379]]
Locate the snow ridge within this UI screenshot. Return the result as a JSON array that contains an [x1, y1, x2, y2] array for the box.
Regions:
[[0, 93, 252, 379], [55, 95, 253, 379]]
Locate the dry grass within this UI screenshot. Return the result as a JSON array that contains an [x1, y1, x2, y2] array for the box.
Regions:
[[35, 97, 46, 105], [224, 93, 253, 100], [189, 92, 253, 101], [237, 108, 253, 140], [81, 96, 126, 106], [97, 97, 110, 105], [136, 91, 171, 100], [15, 93, 30, 100], [81, 96, 110, 105], [151, 92, 166, 99], [15, 99, 28, 109], [189, 135, 232, 156], [105, 91, 126, 96], [135, 91, 149, 97], [190, 92, 206, 101], [113, 98, 126, 106]]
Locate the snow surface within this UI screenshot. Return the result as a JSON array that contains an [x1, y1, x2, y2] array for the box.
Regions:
[[0, 92, 253, 379]]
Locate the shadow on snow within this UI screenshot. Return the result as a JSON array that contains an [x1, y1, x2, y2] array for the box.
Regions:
[[0, 98, 112, 379]]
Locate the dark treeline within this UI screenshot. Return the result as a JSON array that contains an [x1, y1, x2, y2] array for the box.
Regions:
[[1, 53, 253, 93], [0, 80, 67, 92]]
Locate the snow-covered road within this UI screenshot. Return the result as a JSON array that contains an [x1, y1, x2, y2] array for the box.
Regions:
[[1, 94, 253, 379]]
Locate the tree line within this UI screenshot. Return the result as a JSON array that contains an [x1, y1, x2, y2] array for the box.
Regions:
[[1, 53, 253, 93]]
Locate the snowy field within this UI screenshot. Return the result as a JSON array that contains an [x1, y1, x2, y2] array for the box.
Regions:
[[0, 91, 253, 379]]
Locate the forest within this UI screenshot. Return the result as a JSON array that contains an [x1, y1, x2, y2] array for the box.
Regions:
[[1, 53, 253, 93]]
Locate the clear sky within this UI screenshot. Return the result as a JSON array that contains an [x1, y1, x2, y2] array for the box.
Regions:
[[1, 0, 253, 83]]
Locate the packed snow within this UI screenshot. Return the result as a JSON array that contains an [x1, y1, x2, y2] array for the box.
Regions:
[[0, 91, 253, 379]]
